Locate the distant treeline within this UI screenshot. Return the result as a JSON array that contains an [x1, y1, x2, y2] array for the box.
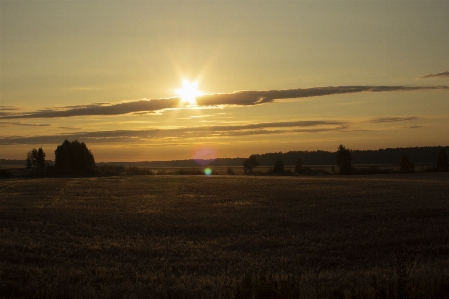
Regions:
[[92, 146, 449, 168], [248, 146, 449, 166]]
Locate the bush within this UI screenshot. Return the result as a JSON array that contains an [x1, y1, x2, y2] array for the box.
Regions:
[[301, 167, 314, 176], [226, 167, 236, 175], [0, 169, 14, 179], [96, 165, 124, 176], [175, 169, 202, 175], [46, 165, 57, 177], [125, 166, 153, 175]]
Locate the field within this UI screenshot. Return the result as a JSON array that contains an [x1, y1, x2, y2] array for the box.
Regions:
[[1, 174, 449, 298]]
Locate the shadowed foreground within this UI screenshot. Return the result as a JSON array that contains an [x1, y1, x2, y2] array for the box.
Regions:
[[1, 174, 448, 298]]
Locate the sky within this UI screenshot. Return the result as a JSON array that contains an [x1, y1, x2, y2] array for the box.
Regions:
[[1, 1, 448, 162]]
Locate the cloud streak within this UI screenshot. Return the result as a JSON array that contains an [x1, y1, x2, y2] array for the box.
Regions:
[[0, 114, 426, 145], [418, 71, 449, 79], [1, 85, 447, 119], [0, 121, 51, 127], [369, 116, 419, 123], [0, 120, 348, 145]]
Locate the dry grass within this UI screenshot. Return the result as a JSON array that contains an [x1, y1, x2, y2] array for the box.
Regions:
[[1, 174, 449, 298]]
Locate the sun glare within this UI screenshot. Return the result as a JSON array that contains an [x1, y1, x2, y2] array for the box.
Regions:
[[176, 80, 203, 105]]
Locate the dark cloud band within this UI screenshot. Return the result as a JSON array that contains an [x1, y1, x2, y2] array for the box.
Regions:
[[1, 85, 447, 119], [418, 71, 449, 79]]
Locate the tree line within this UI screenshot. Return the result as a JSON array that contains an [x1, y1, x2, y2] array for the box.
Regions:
[[2, 142, 448, 179], [243, 145, 449, 175], [238, 146, 449, 167], [23, 140, 96, 176]]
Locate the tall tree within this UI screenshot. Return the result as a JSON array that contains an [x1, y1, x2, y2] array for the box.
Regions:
[[437, 148, 448, 170], [399, 155, 415, 172], [25, 147, 46, 173], [294, 157, 303, 173], [273, 158, 285, 174], [243, 154, 259, 174], [36, 147, 46, 169], [25, 151, 33, 169], [336, 144, 353, 174]]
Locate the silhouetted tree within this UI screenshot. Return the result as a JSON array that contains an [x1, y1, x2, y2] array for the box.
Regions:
[[55, 140, 96, 175], [226, 167, 235, 175], [243, 155, 259, 174], [25, 147, 46, 171], [25, 152, 33, 169], [273, 158, 285, 174], [294, 157, 303, 173], [437, 148, 448, 171], [36, 147, 46, 169], [336, 144, 353, 174], [399, 155, 415, 172]]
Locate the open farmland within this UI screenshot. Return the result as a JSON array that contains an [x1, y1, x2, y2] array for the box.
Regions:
[[1, 174, 449, 298]]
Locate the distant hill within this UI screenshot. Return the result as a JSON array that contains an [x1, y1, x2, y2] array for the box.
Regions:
[[98, 146, 449, 168]]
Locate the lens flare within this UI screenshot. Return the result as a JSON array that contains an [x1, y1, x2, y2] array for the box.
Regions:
[[193, 147, 217, 166], [204, 168, 212, 176]]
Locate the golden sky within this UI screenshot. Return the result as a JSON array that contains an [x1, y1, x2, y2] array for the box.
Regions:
[[1, 1, 448, 162]]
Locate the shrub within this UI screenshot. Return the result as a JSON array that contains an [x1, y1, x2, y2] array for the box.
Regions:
[[0, 169, 14, 179], [126, 166, 153, 175], [226, 167, 236, 175], [175, 169, 202, 175], [97, 165, 124, 176]]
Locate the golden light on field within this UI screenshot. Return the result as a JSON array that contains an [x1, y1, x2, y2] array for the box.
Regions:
[[176, 80, 204, 105]]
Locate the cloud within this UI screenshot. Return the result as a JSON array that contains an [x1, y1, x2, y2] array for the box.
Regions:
[[418, 71, 449, 79], [0, 121, 51, 127], [1, 98, 179, 120], [1, 85, 447, 119], [0, 106, 19, 111], [369, 116, 419, 123], [0, 119, 348, 145]]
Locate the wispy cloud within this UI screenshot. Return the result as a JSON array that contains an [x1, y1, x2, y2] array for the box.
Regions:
[[1, 85, 447, 119], [418, 71, 449, 79], [0, 121, 51, 127], [0, 119, 347, 145], [369, 116, 419, 123], [0, 106, 19, 111]]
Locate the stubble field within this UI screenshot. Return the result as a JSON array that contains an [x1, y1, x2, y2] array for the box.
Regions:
[[1, 174, 449, 298]]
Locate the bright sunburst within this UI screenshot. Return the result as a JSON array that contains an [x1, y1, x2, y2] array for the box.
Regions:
[[176, 80, 203, 105]]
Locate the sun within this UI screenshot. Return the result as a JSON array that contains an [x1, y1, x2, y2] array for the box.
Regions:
[[176, 80, 203, 105]]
